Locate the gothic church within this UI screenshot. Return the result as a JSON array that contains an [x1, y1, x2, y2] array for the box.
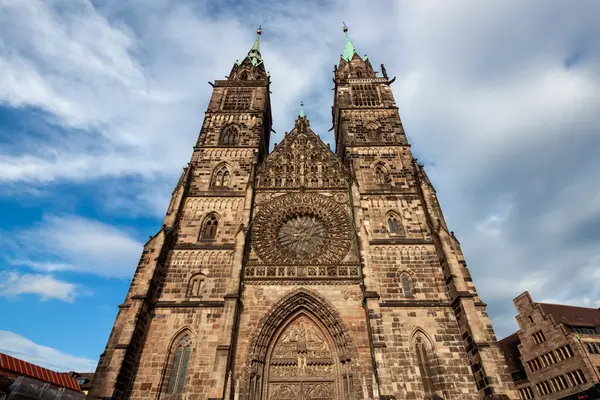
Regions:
[[88, 27, 517, 400]]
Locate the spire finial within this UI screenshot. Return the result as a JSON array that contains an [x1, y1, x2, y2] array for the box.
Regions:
[[248, 25, 263, 67], [341, 22, 359, 62], [299, 101, 305, 118]]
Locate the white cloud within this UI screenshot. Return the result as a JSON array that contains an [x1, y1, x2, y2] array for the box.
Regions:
[[11, 215, 144, 279], [0, 271, 78, 302], [0, 330, 96, 372]]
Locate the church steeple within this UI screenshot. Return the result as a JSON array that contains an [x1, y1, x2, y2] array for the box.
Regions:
[[247, 26, 263, 67], [335, 24, 374, 80], [342, 23, 360, 62], [227, 26, 267, 81]]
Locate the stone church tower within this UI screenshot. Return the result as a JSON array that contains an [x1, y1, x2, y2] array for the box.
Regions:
[[88, 27, 517, 400]]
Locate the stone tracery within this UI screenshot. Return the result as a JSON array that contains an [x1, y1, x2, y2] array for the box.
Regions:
[[251, 193, 352, 265], [244, 289, 357, 400]]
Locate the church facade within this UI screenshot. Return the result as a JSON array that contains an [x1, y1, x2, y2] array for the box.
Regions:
[[87, 27, 517, 400]]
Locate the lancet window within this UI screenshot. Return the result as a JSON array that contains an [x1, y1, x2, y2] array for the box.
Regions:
[[187, 274, 206, 297], [400, 273, 413, 297], [211, 164, 231, 188], [375, 165, 390, 185], [164, 333, 192, 395], [387, 212, 402, 234], [220, 125, 239, 145], [415, 336, 436, 396], [366, 122, 380, 138], [200, 214, 219, 240]]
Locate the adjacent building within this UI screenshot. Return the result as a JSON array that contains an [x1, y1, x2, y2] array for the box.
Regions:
[[0, 353, 85, 400], [87, 26, 517, 400], [499, 291, 600, 399]]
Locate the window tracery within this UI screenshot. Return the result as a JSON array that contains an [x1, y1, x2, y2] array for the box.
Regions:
[[387, 212, 402, 234], [375, 165, 390, 185], [223, 89, 252, 111], [220, 125, 239, 145], [415, 335, 435, 396], [163, 333, 192, 396], [200, 214, 219, 240], [366, 122, 380, 138], [187, 274, 206, 297], [351, 84, 379, 107], [211, 164, 231, 188]]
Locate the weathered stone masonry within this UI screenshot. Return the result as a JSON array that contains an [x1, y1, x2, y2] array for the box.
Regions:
[[87, 27, 517, 400]]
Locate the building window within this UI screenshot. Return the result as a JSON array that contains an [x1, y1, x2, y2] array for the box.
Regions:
[[220, 125, 240, 145], [200, 214, 219, 240], [375, 165, 390, 185], [239, 71, 248, 81], [166, 334, 192, 395], [187, 274, 206, 297], [401, 274, 413, 297], [355, 68, 363, 78], [351, 84, 379, 107], [415, 336, 435, 395], [211, 165, 231, 187], [519, 387, 534, 400], [366, 122, 380, 138], [387, 212, 402, 234], [532, 330, 546, 344], [223, 88, 252, 110], [528, 316, 533, 323]]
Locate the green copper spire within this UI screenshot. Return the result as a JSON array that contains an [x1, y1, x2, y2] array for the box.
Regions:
[[299, 101, 305, 118], [247, 25, 263, 67], [342, 23, 358, 62]]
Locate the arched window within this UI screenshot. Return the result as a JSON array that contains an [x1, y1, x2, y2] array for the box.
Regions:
[[240, 71, 248, 81], [375, 165, 389, 185], [211, 165, 230, 188], [387, 212, 401, 234], [187, 274, 206, 297], [220, 125, 239, 145], [355, 69, 363, 78], [165, 333, 192, 395], [200, 214, 218, 240], [415, 336, 435, 396], [366, 122, 380, 138], [401, 273, 412, 297]]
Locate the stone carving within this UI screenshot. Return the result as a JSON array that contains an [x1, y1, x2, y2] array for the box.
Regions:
[[269, 383, 299, 400], [272, 316, 331, 361], [252, 193, 352, 265], [256, 118, 349, 189], [278, 216, 327, 258], [304, 382, 334, 399], [267, 316, 335, 399]]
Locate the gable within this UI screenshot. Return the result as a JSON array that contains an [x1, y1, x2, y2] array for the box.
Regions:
[[256, 118, 348, 189]]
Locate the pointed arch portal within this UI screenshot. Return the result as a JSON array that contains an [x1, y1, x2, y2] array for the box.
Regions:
[[245, 289, 357, 400]]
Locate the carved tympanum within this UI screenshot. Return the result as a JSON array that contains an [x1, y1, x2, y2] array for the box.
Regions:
[[268, 315, 335, 400], [252, 193, 352, 264]]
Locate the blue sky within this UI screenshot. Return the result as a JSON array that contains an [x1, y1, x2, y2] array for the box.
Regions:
[[0, 0, 599, 372]]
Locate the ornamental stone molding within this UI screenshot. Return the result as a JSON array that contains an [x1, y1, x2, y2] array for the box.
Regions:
[[251, 192, 352, 265]]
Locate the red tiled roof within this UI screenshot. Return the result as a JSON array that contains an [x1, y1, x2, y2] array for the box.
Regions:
[[0, 353, 81, 392], [538, 303, 600, 328]]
